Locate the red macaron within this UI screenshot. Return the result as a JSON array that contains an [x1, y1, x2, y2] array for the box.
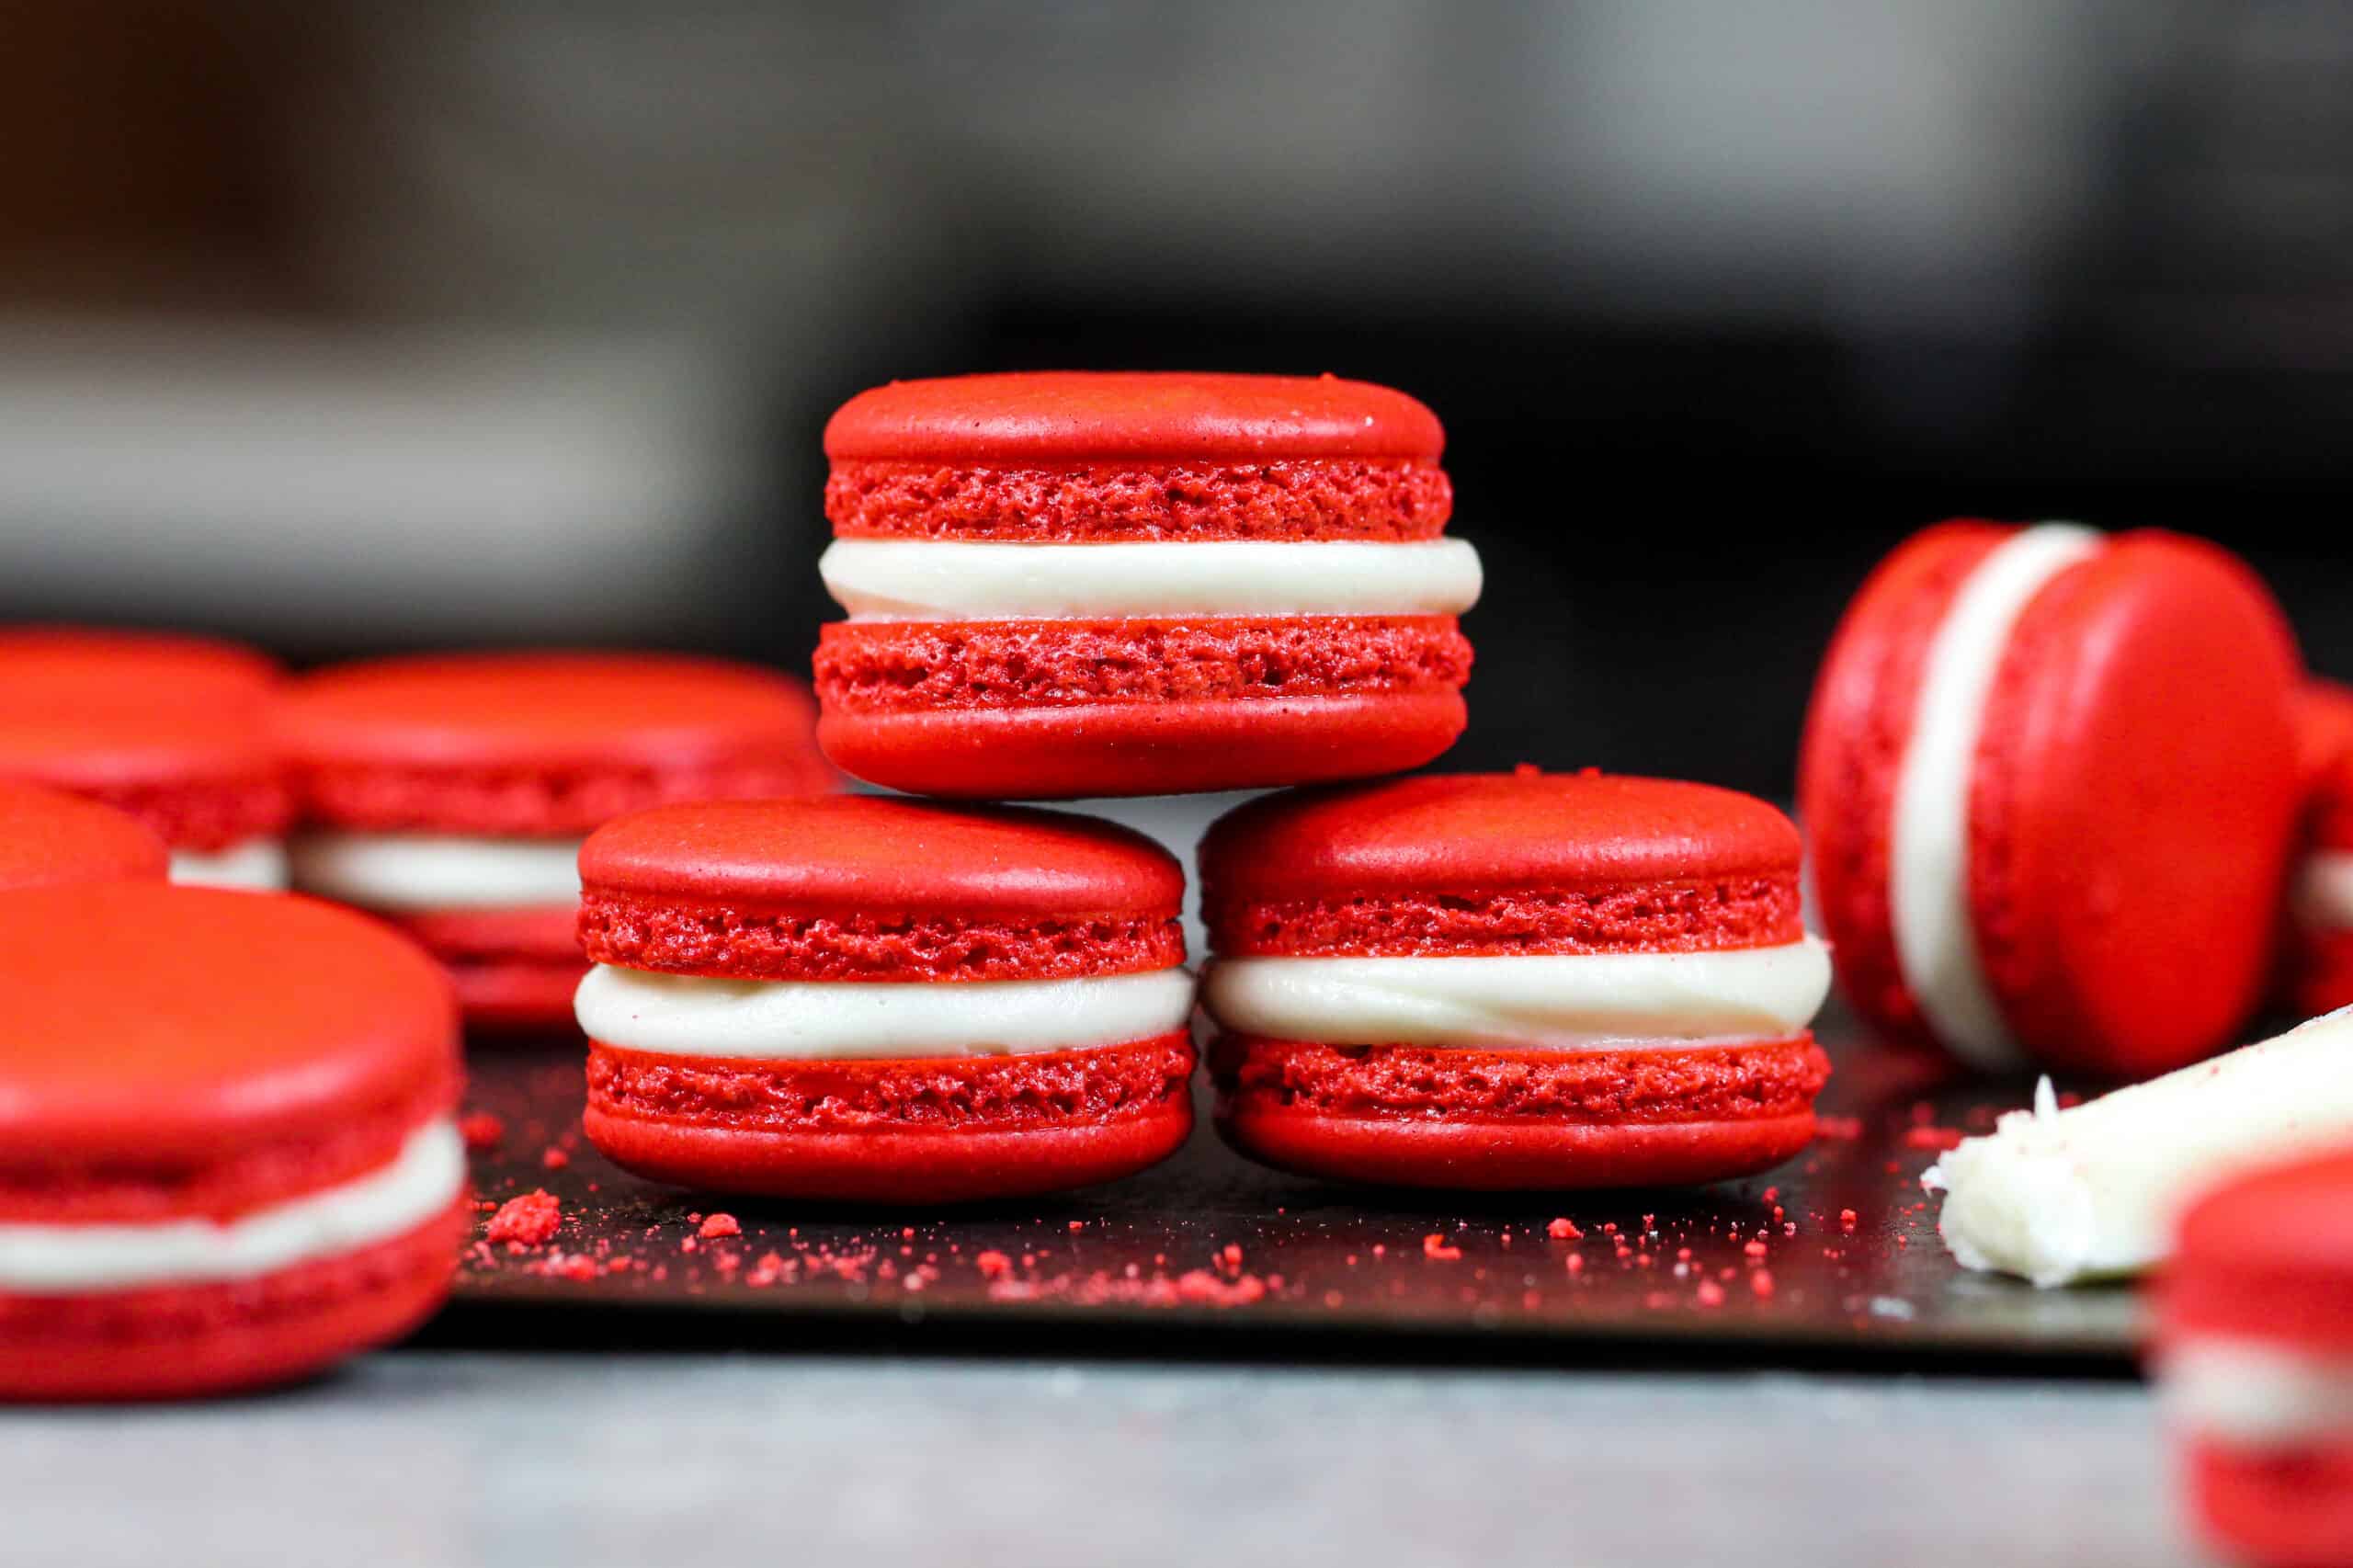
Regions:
[[277, 652, 835, 1030], [2155, 1147, 2353, 1568], [2280, 681, 2353, 1020], [0, 884, 466, 1401], [0, 625, 280, 716], [813, 371, 1478, 799], [0, 780, 169, 892], [1800, 521, 2302, 1079], [574, 795, 1198, 1202], [1196, 769, 1833, 1190]]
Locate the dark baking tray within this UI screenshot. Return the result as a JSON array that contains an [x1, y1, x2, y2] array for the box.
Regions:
[[438, 1005, 2140, 1367]]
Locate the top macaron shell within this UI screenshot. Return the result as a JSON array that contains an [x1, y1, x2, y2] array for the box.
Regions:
[[0, 883, 458, 1166], [1801, 522, 2302, 1078], [0, 781, 170, 891], [2165, 1146, 2353, 1350], [1200, 770, 1806, 957], [0, 627, 279, 716], [577, 795, 1186, 984], [0, 707, 291, 853]]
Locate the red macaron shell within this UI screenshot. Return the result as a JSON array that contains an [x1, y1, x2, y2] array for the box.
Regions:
[[0, 626, 279, 717], [578, 795, 1185, 983], [0, 709, 290, 853], [278, 652, 833, 835], [2292, 682, 2353, 806], [0, 780, 170, 891], [584, 1037, 1196, 1202], [2184, 1438, 2353, 1568], [1201, 770, 1807, 958], [0, 884, 458, 1187], [2162, 1147, 2353, 1352], [1797, 523, 2009, 1041], [1800, 523, 2302, 1076], [2276, 685, 2353, 1017], [824, 372, 1445, 465], [1962, 532, 2300, 1077]]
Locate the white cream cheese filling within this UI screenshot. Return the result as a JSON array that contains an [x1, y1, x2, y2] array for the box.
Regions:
[[818, 538, 1483, 622], [574, 964, 1198, 1060], [1924, 1006, 2353, 1287], [2160, 1336, 2353, 1447], [1889, 523, 2103, 1069], [168, 838, 290, 892], [2296, 850, 2353, 933], [1199, 940, 1831, 1051], [290, 833, 585, 912], [0, 1119, 464, 1294]]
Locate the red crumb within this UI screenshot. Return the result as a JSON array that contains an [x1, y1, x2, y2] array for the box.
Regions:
[[975, 1250, 1013, 1279], [1744, 1240, 1769, 1258], [1547, 1217, 1583, 1240], [541, 1147, 570, 1170], [1813, 1115, 1862, 1141], [1069, 1221, 1085, 1233], [1422, 1233, 1462, 1261], [1695, 1280, 1726, 1308], [1566, 1255, 1585, 1275], [698, 1213, 742, 1241], [485, 1189, 561, 1247], [1839, 1208, 1859, 1232], [1751, 1270, 1776, 1299], [459, 1112, 506, 1152], [1903, 1126, 1964, 1152]]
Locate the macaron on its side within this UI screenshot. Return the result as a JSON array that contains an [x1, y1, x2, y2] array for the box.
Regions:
[[2281, 684, 2353, 1019], [1197, 772, 1834, 1190], [573, 798, 1198, 1202], [1800, 521, 2301, 1077], [0, 885, 467, 1402], [0, 780, 170, 891], [812, 371, 1477, 800], [0, 710, 293, 892], [278, 653, 836, 1030], [2155, 1148, 2353, 1568]]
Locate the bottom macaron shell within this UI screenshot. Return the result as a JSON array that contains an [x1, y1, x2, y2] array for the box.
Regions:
[[392, 906, 585, 1031], [2188, 1437, 2353, 1568], [2283, 929, 2353, 1024], [446, 960, 591, 1031], [0, 1198, 466, 1403], [816, 692, 1466, 800], [1211, 1036, 1829, 1190], [584, 1035, 1197, 1202]]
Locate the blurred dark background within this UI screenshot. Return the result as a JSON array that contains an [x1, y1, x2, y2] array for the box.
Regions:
[[2, 2, 2347, 797]]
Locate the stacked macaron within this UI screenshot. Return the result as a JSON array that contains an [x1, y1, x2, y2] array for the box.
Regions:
[[0, 627, 291, 889], [813, 372, 1479, 799], [572, 797, 1198, 1201], [1196, 770, 1833, 1189], [2280, 682, 2353, 1018], [2155, 1146, 2353, 1568], [278, 653, 834, 1029], [1800, 520, 2302, 1077], [0, 884, 467, 1400]]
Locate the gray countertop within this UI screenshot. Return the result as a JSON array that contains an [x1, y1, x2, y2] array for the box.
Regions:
[[2, 1353, 2196, 1568]]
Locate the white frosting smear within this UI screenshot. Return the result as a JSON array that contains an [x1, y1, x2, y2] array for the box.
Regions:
[[0, 1119, 464, 1294], [819, 538, 1483, 622], [168, 838, 290, 892], [2161, 1337, 2353, 1447], [1199, 941, 1831, 1051], [1890, 523, 2103, 1069], [290, 833, 585, 912], [575, 965, 1198, 1060], [1924, 1006, 2353, 1287], [2296, 850, 2353, 933]]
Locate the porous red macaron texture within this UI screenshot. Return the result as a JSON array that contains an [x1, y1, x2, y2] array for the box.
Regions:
[[1795, 523, 2007, 1042], [0, 1077, 447, 1227], [1208, 878, 1802, 960], [814, 615, 1472, 715], [293, 758, 830, 837], [0, 1200, 464, 1403], [579, 892, 1185, 983], [824, 459, 1451, 542], [1209, 1036, 1830, 1124], [2188, 1439, 2353, 1568], [76, 774, 291, 853], [587, 1035, 1196, 1135]]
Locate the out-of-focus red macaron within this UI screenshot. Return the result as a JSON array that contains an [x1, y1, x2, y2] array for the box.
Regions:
[[0, 625, 280, 717], [0, 780, 169, 891], [1196, 768, 1833, 1190], [1799, 521, 2302, 1079], [0, 884, 466, 1402], [573, 795, 1197, 1202], [2154, 1147, 2353, 1568], [277, 652, 835, 1031], [2280, 681, 2353, 1019], [813, 371, 1477, 799], [0, 707, 291, 890]]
